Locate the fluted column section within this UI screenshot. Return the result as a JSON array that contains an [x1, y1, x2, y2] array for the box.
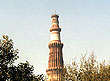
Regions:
[[46, 14, 64, 81]]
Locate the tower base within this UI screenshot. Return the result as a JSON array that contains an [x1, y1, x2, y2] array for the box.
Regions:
[[46, 68, 63, 81]]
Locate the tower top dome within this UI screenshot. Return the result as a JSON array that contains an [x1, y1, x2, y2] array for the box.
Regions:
[[51, 14, 59, 18], [51, 10, 59, 18]]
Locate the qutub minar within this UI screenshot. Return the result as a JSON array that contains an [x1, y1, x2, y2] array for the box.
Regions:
[[46, 13, 64, 81]]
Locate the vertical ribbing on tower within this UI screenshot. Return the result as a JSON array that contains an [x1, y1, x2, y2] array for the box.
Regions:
[[46, 14, 64, 81]]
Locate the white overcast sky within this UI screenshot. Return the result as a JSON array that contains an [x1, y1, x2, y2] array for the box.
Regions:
[[0, 0, 110, 75]]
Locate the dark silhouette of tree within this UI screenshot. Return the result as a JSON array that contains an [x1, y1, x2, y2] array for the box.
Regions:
[[0, 35, 45, 81], [34, 74, 45, 81], [0, 35, 19, 81], [8, 61, 34, 81]]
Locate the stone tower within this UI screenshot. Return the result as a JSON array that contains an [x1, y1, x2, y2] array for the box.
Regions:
[[46, 14, 64, 81]]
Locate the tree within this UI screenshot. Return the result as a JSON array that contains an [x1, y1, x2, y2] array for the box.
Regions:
[[63, 52, 110, 81], [0, 35, 45, 81], [34, 74, 45, 81], [0, 35, 19, 81], [8, 61, 45, 81], [9, 61, 34, 81]]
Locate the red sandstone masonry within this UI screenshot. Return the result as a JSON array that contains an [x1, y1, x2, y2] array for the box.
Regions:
[[46, 14, 64, 81]]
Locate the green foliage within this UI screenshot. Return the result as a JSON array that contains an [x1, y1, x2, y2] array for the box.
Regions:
[[0, 35, 19, 81], [0, 35, 45, 81], [0, 35, 19, 65], [34, 74, 45, 81], [63, 52, 110, 81], [9, 61, 34, 81]]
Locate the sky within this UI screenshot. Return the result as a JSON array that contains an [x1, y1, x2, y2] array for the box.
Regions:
[[0, 0, 110, 75]]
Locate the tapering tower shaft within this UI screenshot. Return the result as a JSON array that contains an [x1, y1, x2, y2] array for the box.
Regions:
[[46, 14, 64, 81]]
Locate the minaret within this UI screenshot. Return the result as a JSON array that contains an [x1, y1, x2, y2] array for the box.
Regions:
[[46, 13, 64, 81]]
